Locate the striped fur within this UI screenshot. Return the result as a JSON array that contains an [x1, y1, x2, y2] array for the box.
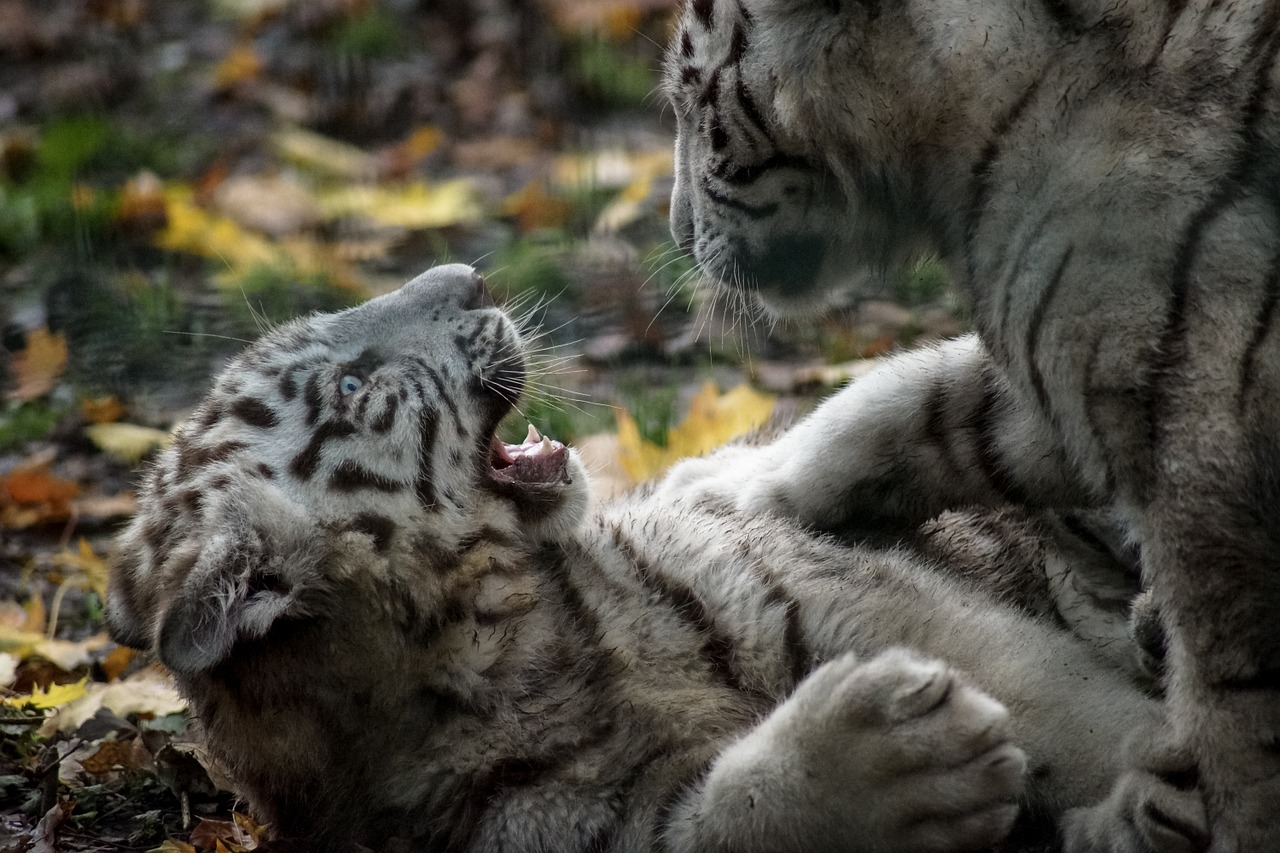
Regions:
[[665, 1, 1280, 848], [107, 266, 1186, 851]]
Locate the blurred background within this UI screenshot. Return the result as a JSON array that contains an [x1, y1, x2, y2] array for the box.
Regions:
[[0, 2, 965, 848]]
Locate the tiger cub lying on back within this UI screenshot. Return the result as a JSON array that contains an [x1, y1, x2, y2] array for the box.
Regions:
[[108, 266, 1195, 852]]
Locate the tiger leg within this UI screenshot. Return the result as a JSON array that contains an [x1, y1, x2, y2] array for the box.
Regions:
[[657, 333, 1091, 531], [662, 649, 1025, 853]]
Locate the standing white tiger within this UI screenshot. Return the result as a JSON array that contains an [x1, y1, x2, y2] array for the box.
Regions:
[[662, 1, 1280, 850], [108, 265, 1189, 852]]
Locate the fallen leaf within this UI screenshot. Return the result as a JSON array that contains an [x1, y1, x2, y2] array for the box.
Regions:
[[615, 383, 775, 482], [51, 538, 110, 599], [40, 666, 186, 736], [273, 126, 376, 180], [0, 652, 17, 687], [500, 179, 573, 233], [114, 170, 168, 236], [152, 841, 198, 853], [85, 421, 173, 463], [189, 813, 262, 852], [100, 645, 135, 682], [318, 180, 481, 230], [7, 327, 68, 401], [0, 454, 79, 527], [3, 677, 88, 710], [213, 173, 320, 236], [378, 125, 445, 178], [80, 395, 127, 424], [213, 44, 262, 90]]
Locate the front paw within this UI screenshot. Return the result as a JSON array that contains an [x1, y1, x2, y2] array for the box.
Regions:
[[1060, 733, 1208, 853], [701, 649, 1025, 852], [656, 444, 791, 517]]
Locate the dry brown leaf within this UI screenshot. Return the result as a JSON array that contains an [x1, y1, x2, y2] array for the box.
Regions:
[[0, 454, 79, 527], [190, 813, 263, 852], [500, 179, 573, 233], [7, 327, 68, 401], [114, 170, 168, 236], [79, 395, 127, 424], [40, 665, 186, 736], [213, 173, 320, 236]]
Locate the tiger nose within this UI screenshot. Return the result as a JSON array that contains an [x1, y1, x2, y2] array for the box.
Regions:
[[404, 264, 493, 308]]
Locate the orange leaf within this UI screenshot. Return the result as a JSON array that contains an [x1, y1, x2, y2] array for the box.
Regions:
[[3, 463, 79, 505], [80, 395, 126, 424], [7, 327, 68, 401], [100, 645, 135, 681], [214, 44, 262, 90], [500, 180, 572, 233]]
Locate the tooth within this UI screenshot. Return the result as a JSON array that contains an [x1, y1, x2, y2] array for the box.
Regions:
[[525, 424, 541, 444]]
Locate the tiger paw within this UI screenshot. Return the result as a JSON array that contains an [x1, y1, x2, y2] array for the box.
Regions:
[[656, 443, 798, 518], [699, 649, 1025, 852], [1060, 738, 1208, 853]]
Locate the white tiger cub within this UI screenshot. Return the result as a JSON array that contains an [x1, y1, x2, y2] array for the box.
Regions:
[[663, 1, 1280, 849], [108, 265, 1187, 852]]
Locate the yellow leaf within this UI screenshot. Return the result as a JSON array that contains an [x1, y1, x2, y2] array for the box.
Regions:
[[52, 538, 111, 599], [317, 180, 481, 230], [40, 666, 186, 736], [156, 185, 278, 271], [273, 126, 376, 180], [7, 327, 68, 401], [3, 677, 88, 710], [616, 383, 775, 482], [85, 421, 173, 463]]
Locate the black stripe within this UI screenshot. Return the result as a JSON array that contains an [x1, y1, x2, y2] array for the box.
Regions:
[[328, 459, 406, 493], [371, 392, 400, 433], [423, 365, 463, 430], [1146, 0, 1192, 68], [277, 370, 297, 402], [289, 419, 357, 481], [1026, 246, 1074, 416], [973, 372, 1032, 504], [923, 378, 968, 479], [964, 73, 1046, 289], [692, 0, 713, 28], [612, 528, 745, 693], [176, 440, 248, 480], [1239, 249, 1280, 412], [415, 407, 440, 508], [1040, 0, 1085, 33], [1149, 29, 1280, 493], [703, 182, 779, 219], [711, 153, 812, 186], [727, 18, 748, 66], [303, 372, 324, 425], [1081, 333, 1119, 496], [229, 396, 280, 429]]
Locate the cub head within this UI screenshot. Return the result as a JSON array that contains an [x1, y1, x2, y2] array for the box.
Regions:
[[665, 0, 1035, 316], [107, 263, 588, 678]]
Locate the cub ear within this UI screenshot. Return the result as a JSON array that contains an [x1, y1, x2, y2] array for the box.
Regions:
[[156, 512, 322, 677]]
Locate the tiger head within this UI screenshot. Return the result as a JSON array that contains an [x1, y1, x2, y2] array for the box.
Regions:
[[107, 264, 589, 679], [665, 0, 1034, 317]]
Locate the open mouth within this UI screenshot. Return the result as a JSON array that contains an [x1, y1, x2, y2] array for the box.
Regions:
[[489, 424, 570, 487]]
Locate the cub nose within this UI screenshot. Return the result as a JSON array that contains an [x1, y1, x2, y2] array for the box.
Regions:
[[401, 264, 493, 309]]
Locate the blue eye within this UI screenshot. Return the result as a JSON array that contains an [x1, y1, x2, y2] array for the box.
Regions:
[[340, 375, 363, 395]]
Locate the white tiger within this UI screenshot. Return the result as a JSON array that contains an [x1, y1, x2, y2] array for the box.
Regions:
[[663, 2, 1280, 849], [108, 265, 1194, 852]]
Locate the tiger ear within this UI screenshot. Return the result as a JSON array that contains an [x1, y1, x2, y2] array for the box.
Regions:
[[155, 505, 322, 676]]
